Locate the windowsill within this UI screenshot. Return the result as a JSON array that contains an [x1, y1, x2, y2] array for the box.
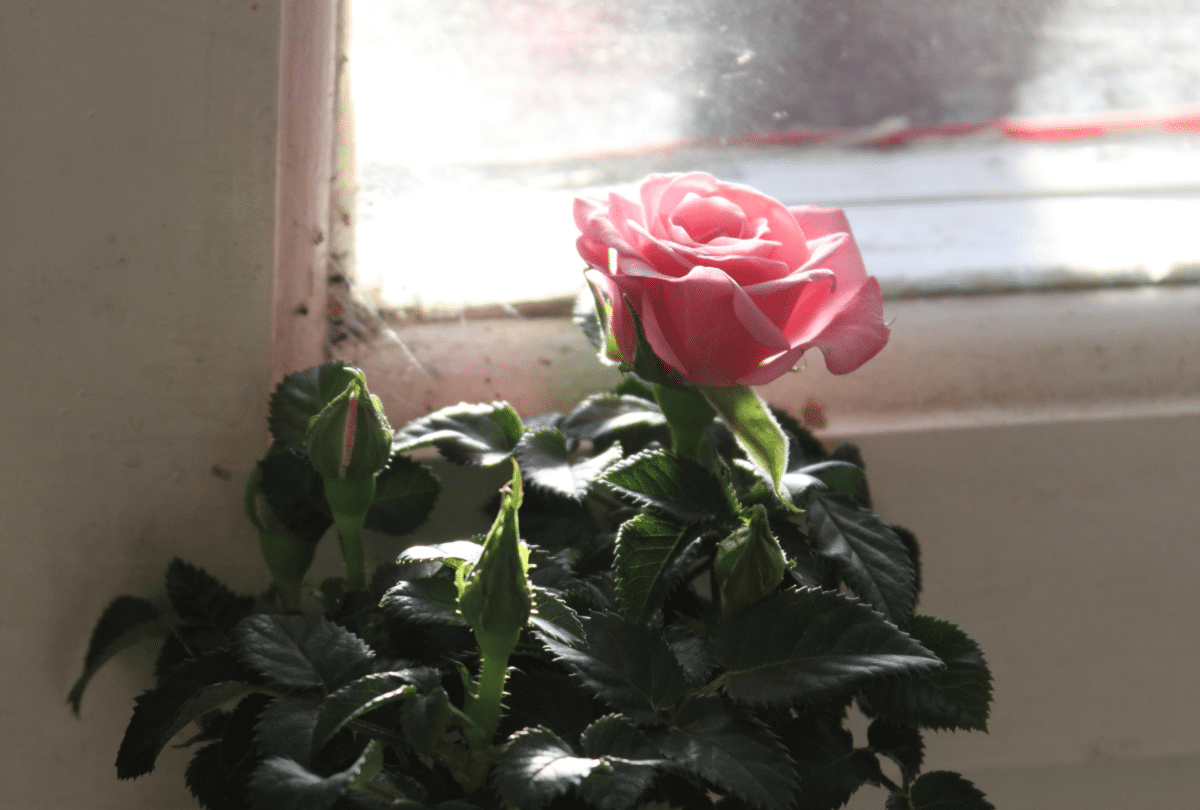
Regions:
[[339, 283, 1200, 439]]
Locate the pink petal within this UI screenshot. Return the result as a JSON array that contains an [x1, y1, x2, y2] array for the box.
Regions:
[[637, 267, 791, 387], [805, 276, 890, 374], [669, 192, 748, 242], [790, 206, 870, 286]]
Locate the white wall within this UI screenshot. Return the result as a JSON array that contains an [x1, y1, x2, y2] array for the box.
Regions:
[[0, 3, 284, 807]]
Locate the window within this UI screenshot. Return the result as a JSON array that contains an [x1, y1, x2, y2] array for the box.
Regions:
[[347, 0, 1200, 318], [334, 0, 1200, 435]]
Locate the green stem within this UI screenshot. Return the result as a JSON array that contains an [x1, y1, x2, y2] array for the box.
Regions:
[[336, 519, 367, 592], [464, 640, 513, 751], [322, 475, 376, 591], [652, 384, 715, 462]]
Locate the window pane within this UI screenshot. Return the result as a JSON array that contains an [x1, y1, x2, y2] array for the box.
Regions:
[[350, 0, 1200, 313]]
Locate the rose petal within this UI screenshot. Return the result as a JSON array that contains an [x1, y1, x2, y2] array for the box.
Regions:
[[670, 192, 748, 243], [637, 266, 791, 387], [736, 278, 888, 383], [803, 276, 890, 374], [790, 206, 870, 285]]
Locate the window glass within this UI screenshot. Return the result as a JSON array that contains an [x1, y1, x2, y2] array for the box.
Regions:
[[350, 0, 1200, 315]]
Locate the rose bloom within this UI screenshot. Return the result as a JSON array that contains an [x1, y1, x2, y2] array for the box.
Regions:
[[575, 172, 889, 387]]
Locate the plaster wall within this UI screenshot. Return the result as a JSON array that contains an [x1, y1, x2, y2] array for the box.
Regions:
[[0, 2, 284, 807]]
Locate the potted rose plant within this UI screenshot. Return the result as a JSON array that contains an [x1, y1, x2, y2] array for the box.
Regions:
[[71, 173, 994, 810]]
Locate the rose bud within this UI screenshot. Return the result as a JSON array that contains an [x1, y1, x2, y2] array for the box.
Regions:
[[305, 377, 392, 483], [305, 373, 392, 590], [714, 504, 786, 615], [575, 172, 889, 387], [458, 462, 532, 656]]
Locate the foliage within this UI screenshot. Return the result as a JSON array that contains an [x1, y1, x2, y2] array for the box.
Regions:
[[73, 358, 994, 810]]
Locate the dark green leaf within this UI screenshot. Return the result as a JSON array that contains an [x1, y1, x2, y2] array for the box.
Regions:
[[655, 536, 710, 614], [233, 615, 375, 694], [829, 444, 872, 509], [902, 771, 995, 810], [520, 486, 601, 553], [868, 718, 924, 786], [892, 526, 922, 598], [502, 669, 596, 746], [700, 386, 788, 491], [649, 774, 719, 809], [398, 540, 484, 567], [806, 495, 918, 628], [154, 633, 192, 685], [580, 714, 661, 761], [770, 407, 828, 465], [665, 626, 716, 688], [255, 694, 321, 766], [602, 449, 735, 525], [657, 696, 797, 810], [540, 612, 687, 724], [392, 402, 524, 465], [516, 429, 624, 501], [189, 696, 265, 806], [776, 710, 879, 810], [561, 393, 666, 444], [792, 461, 865, 498], [714, 589, 942, 708], [185, 739, 255, 810], [364, 454, 440, 536], [494, 727, 602, 808], [166, 558, 256, 632], [258, 449, 332, 545], [68, 595, 168, 714], [402, 685, 452, 753], [173, 709, 231, 749], [579, 716, 668, 810], [530, 586, 585, 644], [613, 375, 656, 402], [311, 671, 422, 754], [613, 513, 688, 623], [117, 650, 257, 779], [268, 361, 360, 449], [248, 740, 384, 810], [381, 577, 466, 627], [859, 616, 992, 732]]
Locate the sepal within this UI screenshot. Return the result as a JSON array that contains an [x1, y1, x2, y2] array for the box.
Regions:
[[713, 505, 786, 615]]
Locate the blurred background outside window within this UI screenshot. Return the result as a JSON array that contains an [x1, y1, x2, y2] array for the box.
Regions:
[[348, 0, 1200, 319]]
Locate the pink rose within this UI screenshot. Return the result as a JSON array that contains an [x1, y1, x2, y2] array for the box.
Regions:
[[575, 172, 889, 387]]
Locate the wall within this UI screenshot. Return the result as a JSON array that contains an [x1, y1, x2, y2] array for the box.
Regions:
[[0, 2, 284, 808]]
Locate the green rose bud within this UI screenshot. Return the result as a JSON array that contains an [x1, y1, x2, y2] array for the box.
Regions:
[[305, 376, 392, 482], [304, 371, 393, 591], [244, 464, 314, 612], [458, 460, 532, 657], [714, 504, 786, 615]]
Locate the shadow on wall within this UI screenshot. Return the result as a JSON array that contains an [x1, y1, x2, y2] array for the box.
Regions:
[[689, 0, 1058, 134]]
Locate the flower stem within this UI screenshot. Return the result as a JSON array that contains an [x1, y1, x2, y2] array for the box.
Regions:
[[652, 384, 715, 462], [463, 639, 514, 752], [323, 475, 376, 591], [336, 520, 367, 592]]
